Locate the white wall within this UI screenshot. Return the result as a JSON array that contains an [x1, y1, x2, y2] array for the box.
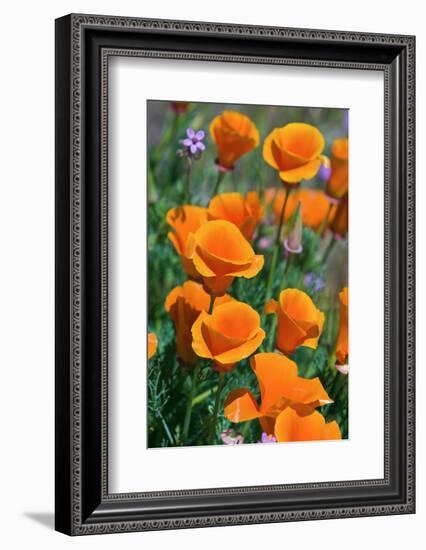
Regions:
[[0, 0, 423, 547]]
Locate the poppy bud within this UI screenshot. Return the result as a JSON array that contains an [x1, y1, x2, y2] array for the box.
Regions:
[[284, 201, 303, 254]]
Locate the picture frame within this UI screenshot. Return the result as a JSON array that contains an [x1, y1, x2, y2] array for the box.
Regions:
[[55, 13, 415, 535]]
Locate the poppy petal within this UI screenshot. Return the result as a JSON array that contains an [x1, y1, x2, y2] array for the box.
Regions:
[[262, 129, 280, 169], [279, 158, 322, 183], [148, 333, 158, 359], [264, 299, 279, 314], [304, 310, 325, 349], [274, 407, 335, 442], [211, 301, 261, 341], [282, 376, 333, 407], [230, 254, 264, 278], [224, 388, 261, 422], [191, 312, 214, 359], [250, 353, 298, 416], [336, 287, 349, 364], [214, 330, 265, 365], [324, 420, 342, 440]]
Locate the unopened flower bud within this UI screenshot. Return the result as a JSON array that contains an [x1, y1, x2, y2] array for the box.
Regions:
[[284, 201, 303, 254]]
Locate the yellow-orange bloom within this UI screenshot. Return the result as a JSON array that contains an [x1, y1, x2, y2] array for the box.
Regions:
[[224, 353, 338, 440], [191, 300, 265, 372], [271, 188, 336, 231], [329, 194, 348, 237], [263, 123, 325, 184], [327, 138, 349, 200], [166, 205, 208, 279], [336, 287, 349, 365], [274, 406, 341, 442], [165, 281, 210, 366], [208, 191, 264, 240], [265, 289, 324, 355], [210, 111, 259, 171], [165, 281, 232, 366], [148, 333, 158, 359], [187, 220, 264, 295]]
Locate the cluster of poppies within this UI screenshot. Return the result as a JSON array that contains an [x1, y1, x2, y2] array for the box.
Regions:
[[148, 105, 349, 446]]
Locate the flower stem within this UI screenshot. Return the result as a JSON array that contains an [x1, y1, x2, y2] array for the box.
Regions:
[[208, 371, 225, 444], [267, 315, 278, 352], [184, 157, 192, 204], [212, 171, 225, 197], [275, 188, 290, 247], [241, 421, 251, 441], [322, 237, 336, 263], [317, 202, 333, 235], [209, 295, 216, 314], [265, 188, 291, 302], [181, 367, 198, 446], [280, 254, 292, 288], [323, 371, 346, 416], [157, 411, 175, 446], [192, 385, 217, 407]]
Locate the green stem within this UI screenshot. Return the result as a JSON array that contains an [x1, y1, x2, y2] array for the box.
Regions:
[[157, 412, 175, 446], [181, 367, 198, 445], [280, 254, 292, 288], [324, 371, 347, 416], [192, 385, 217, 407], [322, 237, 336, 263], [208, 371, 225, 444], [212, 171, 225, 197], [168, 112, 180, 181], [183, 157, 192, 204], [317, 202, 333, 235], [241, 421, 251, 441], [147, 161, 158, 204], [265, 188, 291, 302], [275, 188, 290, 247], [267, 315, 278, 352], [265, 246, 279, 303], [209, 295, 216, 314]]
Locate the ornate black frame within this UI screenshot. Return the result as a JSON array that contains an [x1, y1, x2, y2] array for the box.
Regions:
[[55, 13, 415, 535]]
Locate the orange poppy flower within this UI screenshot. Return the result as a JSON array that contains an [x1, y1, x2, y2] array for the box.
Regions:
[[210, 111, 259, 171], [224, 353, 336, 439], [166, 205, 208, 279], [274, 406, 341, 442], [165, 281, 210, 366], [272, 188, 336, 231], [327, 138, 349, 200], [263, 123, 326, 185], [187, 220, 264, 295], [208, 191, 264, 240], [265, 289, 324, 355], [165, 281, 232, 366], [148, 332, 158, 360], [191, 300, 265, 372], [329, 194, 348, 237], [336, 287, 349, 365]]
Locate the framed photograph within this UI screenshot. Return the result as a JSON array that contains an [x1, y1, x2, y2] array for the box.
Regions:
[[55, 14, 415, 535]]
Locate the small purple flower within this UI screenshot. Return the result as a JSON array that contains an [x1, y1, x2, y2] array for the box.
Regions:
[[221, 429, 244, 445], [318, 163, 332, 182], [336, 363, 349, 375], [180, 128, 206, 155], [304, 272, 325, 293], [258, 236, 273, 250], [259, 432, 277, 444]]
